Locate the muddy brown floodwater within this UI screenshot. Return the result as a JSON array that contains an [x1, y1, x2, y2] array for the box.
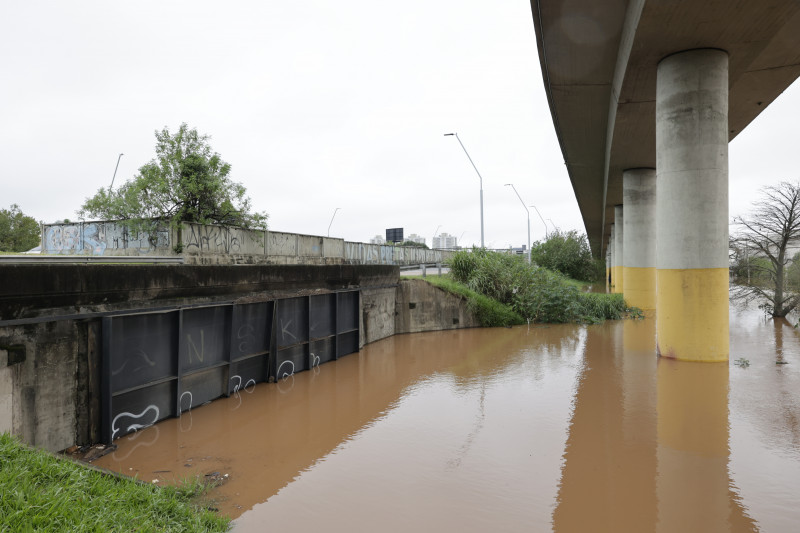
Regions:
[[95, 302, 800, 532]]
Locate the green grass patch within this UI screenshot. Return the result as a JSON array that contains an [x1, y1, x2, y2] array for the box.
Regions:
[[0, 433, 230, 532], [412, 276, 525, 327]]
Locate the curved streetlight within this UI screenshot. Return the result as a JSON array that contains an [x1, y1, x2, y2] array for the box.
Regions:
[[327, 207, 340, 237], [109, 153, 124, 190], [505, 184, 530, 263], [444, 133, 484, 248], [432, 225, 441, 248], [530, 205, 548, 239]]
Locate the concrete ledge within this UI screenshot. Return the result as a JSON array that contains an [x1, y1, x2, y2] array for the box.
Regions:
[[0, 264, 399, 322]]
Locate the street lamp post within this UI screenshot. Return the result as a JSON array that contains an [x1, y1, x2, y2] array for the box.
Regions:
[[505, 184, 530, 263], [109, 153, 124, 190], [530, 205, 548, 238], [327, 207, 340, 237], [432, 225, 441, 248], [444, 133, 484, 248]]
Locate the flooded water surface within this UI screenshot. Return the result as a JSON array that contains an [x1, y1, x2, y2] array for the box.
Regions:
[[95, 304, 800, 532]]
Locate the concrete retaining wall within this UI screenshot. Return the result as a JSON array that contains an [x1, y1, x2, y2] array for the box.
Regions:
[[41, 221, 454, 266], [0, 266, 478, 452]]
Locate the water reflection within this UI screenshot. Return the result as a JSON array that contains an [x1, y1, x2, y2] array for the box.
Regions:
[[94, 306, 800, 532]]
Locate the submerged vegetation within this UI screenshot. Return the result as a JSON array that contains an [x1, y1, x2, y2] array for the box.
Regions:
[[0, 433, 229, 532], [442, 248, 626, 326]]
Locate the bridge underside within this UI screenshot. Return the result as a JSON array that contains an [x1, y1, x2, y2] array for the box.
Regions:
[[532, 1, 800, 362], [531, 0, 800, 255]]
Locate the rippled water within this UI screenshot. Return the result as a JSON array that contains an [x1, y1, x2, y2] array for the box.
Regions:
[[95, 304, 800, 532]]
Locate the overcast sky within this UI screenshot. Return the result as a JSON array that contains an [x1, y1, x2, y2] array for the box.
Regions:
[[2, 1, 799, 250]]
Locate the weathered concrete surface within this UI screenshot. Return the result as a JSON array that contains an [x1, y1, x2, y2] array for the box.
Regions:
[[0, 348, 11, 435], [655, 49, 729, 362], [40, 221, 454, 266], [395, 279, 481, 334], [0, 321, 83, 451], [0, 264, 398, 321], [622, 168, 656, 310], [361, 287, 398, 346]]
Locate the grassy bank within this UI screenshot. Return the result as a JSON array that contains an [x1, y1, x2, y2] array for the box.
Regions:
[[420, 249, 629, 327], [0, 433, 229, 532]]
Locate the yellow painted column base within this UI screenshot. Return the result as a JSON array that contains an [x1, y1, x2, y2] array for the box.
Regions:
[[613, 266, 624, 294], [656, 268, 729, 362], [622, 266, 656, 310]]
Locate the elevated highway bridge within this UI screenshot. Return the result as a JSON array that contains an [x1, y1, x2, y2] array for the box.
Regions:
[[531, 0, 800, 361]]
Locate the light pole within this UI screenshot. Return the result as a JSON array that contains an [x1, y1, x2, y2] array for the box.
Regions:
[[109, 153, 124, 190], [327, 207, 340, 237], [530, 205, 548, 239], [444, 133, 484, 248], [432, 225, 441, 249], [505, 184, 530, 263]]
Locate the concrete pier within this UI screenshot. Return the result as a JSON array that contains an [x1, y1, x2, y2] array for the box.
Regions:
[[614, 206, 624, 295], [622, 169, 657, 311], [609, 225, 617, 291], [655, 49, 729, 362]]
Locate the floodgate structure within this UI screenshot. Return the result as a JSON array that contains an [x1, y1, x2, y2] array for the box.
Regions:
[[0, 228, 461, 452]]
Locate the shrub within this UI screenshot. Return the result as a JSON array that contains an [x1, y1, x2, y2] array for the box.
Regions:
[[530, 230, 599, 281], [446, 249, 625, 324]]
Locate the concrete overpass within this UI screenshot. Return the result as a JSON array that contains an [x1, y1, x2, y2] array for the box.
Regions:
[[531, 1, 800, 361]]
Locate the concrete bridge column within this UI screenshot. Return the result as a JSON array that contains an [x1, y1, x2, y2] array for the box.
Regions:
[[609, 225, 616, 290], [655, 49, 729, 362], [623, 169, 657, 311], [614, 206, 624, 294]]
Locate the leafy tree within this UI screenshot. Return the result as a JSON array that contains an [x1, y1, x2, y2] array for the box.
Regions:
[[730, 181, 800, 317], [529, 229, 602, 282], [78, 123, 268, 234], [0, 204, 40, 252]]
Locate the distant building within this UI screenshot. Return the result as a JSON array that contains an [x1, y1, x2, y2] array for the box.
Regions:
[[433, 232, 457, 250], [406, 233, 426, 245], [370, 235, 385, 245]]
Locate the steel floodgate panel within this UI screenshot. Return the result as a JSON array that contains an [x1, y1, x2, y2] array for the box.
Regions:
[[102, 290, 361, 443], [109, 312, 177, 392], [230, 303, 271, 359], [310, 294, 335, 339], [311, 337, 335, 365], [180, 306, 230, 373], [276, 297, 309, 349], [109, 381, 176, 441], [275, 344, 308, 379]]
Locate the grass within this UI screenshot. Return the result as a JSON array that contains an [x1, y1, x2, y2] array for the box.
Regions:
[[0, 433, 230, 532], [410, 275, 525, 327]]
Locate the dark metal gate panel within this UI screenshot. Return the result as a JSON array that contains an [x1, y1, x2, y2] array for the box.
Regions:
[[102, 311, 179, 443], [276, 297, 308, 348], [179, 306, 230, 373], [310, 293, 336, 364], [336, 291, 360, 358], [109, 312, 176, 392], [102, 290, 361, 443], [228, 302, 273, 395]]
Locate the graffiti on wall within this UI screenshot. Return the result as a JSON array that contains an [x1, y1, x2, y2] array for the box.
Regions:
[[43, 222, 170, 255], [184, 224, 242, 253]]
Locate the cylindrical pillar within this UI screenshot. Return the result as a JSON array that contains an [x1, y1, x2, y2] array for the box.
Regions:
[[655, 49, 729, 362], [623, 169, 657, 311], [609, 225, 616, 290], [614, 206, 624, 295]]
